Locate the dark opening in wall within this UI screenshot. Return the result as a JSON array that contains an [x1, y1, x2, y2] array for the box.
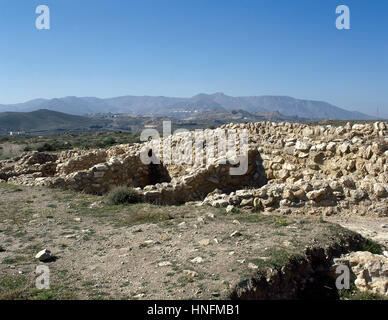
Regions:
[[147, 149, 171, 185], [148, 163, 171, 185]]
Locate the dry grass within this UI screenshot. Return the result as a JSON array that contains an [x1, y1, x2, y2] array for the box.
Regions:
[[0, 143, 25, 160]]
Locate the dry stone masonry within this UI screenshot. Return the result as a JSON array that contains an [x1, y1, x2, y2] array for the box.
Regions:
[[1, 120, 388, 298], [0, 121, 387, 212]]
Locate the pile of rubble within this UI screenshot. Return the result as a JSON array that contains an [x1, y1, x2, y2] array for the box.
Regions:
[[333, 251, 388, 297], [0, 121, 387, 212]]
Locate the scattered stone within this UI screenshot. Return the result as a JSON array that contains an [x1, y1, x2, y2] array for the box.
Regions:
[[190, 257, 204, 264], [282, 240, 292, 247], [197, 217, 205, 224], [198, 239, 210, 246], [248, 263, 259, 270], [89, 201, 103, 209], [35, 249, 53, 262], [183, 270, 199, 277], [206, 213, 215, 219], [230, 231, 242, 237], [226, 205, 235, 213], [158, 261, 172, 267]]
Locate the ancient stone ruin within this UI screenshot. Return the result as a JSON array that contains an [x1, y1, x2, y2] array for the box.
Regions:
[[0, 121, 387, 214], [1, 120, 388, 297]]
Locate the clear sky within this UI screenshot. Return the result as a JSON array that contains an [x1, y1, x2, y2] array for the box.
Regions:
[[1, 0, 387, 117]]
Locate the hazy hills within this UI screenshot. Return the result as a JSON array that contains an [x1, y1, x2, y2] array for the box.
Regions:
[[0, 108, 306, 135], [0, 109, 105, 133], [0, 93, 376, 120]]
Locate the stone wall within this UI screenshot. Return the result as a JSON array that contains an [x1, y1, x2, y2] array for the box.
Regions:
[[202, 121, 387, 215], [1, 121, 387, 210]]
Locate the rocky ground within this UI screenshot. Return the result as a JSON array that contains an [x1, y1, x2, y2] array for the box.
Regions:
[[0, 183, 386, 300]]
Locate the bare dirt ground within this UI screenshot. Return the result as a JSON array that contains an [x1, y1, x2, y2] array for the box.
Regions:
[[0, 182, 385, 300]]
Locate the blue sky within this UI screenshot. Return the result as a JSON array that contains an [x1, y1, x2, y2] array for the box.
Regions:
[[1, 0, 387, 117]]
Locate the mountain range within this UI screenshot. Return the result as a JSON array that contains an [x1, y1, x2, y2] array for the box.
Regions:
[[0, 93, 377, 120]]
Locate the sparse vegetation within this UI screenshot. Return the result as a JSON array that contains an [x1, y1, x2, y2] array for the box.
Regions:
[[0, 131, 141, 156], [248, 249, 304, 270], [106, 187, 140, 205], [0, 275, 76, 300], [339, 285, 387, 300], [358, 238, 384, 255]]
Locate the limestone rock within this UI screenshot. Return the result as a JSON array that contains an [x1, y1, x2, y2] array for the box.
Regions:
[[226, 205, 235, 213], [295, 141, 312, 152], [306, 189, 327, 202], [333, 251, 388, 297], [191, 257, 204, 264]]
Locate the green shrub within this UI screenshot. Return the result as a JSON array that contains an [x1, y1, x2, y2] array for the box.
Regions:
[[37, 143, 55, 152], [358, 238, 383, 255], [107, 187, 140, 205], [102, 136, 116, 146]]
